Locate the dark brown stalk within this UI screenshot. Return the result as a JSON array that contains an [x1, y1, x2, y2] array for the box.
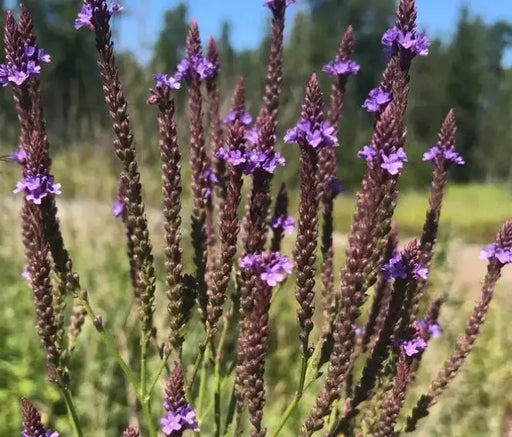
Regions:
[[244, 276, 273, 437], [207, 118, 245, 333], [270, 183, 289, 252], [328, 242, 422, 436], [294, 75, 324, 364], [302, 96, 405, 435], [89, 0, 156, 336], [262, 0, 287, 124], [21, 398, 48, 437], [185, 21, 210, 325], [148, 84, 188, 353], [122, 425, 140, 437], [164, 363, 187, 412], [244, 112, 275, 255], [319, 27, 355, 329], [404, 220, 512, 432], [374, 352, 413, 437], [360, 224, 398, 352], [5, 7, 83, 358]]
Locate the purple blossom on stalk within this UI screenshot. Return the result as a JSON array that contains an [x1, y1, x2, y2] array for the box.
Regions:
[[74, 2, 123, 30], [14, 175, 62, 204], [245, 126, 259, 145], [153, 73, 181, 90], [223, 109, 253, 126], [428, 322, 442, 338], [284, 120, 338, 149], [244, 149, 285, 175], [112, 200, 125, 218], [24, 44, 51, 64], [480, 243, 512, 264], [160, 404, 199, 435], [362, 87, 392, 112], [423, 145, 465, 166], [216, 147, 246, 167], [382, 253, 428, 280], [9, 148, 27, 164], [380, 148, 408, 175], [203, 168, 218, 200], [401, 336, 427, 357], [270, 214, 295, 235], [240, 252, 293, 287], [326, 177, 343, 197], [172, 56, 217, 84], [21, 267, 30, 281], [357, 144, 377, 161], [382, 26, 431, 57], [323, 59, 360, 77]]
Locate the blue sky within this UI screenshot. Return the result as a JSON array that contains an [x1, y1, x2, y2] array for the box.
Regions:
[[116, 0, 511, 63]]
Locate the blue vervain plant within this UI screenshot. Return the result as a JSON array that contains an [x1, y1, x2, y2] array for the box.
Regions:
[[4, 0, 512, 436]]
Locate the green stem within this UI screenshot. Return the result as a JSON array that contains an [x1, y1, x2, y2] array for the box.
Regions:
[[270, 396, 299, 437], [297, 353, 308, 398], [198, 346, 210, 412], [187, 330, 211, 393], [214, 352, 222, 437], [142, 398, 157, 437], [60, 386, 83, 437], [75, 293, 140, 396], [148, 350, 171, 397]]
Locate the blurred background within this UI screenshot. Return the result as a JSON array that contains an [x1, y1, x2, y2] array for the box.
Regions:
[[0, 0, 512, 436]]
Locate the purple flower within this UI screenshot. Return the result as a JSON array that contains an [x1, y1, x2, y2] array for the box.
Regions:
[[240, 252, 293, 287], [21, 267, 30, 281], [326, 177, 343, 197], [245, 126, 259, 145], [245, 150, 285, 175], [422, 145, 465, 165], [112, 200, 125, 218], [25, 44, 51, 64], [381, 27, 431, 57], [160, 404, 199, 436], [74, 4, 93, 30], [173, 56, 218, 84], [382, 253, 408, 280], [14, 175, 61, 204], [362, 87, 392, 112], [216, 147, 246, 167], [357, 144, 377, 161], [480, 243, 511, 264], [322, 59, 360, 77], [204, 168, 218, 200], [380, 148, 407, 175], [74, 2, 123, 30], [154, 73, 181, 90], [9, 148, 27, 164], [284, 120, 338, 149], [428, 322, 442, 338], [382, 27, 400, 46], [270, 214, 296, 235], [7, 65, 28, 86], [413, 263, 428, 280], [401, 337, 427, 357], [223, 109, 253, 126]]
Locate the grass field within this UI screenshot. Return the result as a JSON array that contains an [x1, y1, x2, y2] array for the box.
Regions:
[[1, 149, 512, 435]]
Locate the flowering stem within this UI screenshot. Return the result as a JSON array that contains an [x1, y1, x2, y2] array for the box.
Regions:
[[271, 396, 299, 437], [198, 346, 210, 413], [60, 385, 83, 437]]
